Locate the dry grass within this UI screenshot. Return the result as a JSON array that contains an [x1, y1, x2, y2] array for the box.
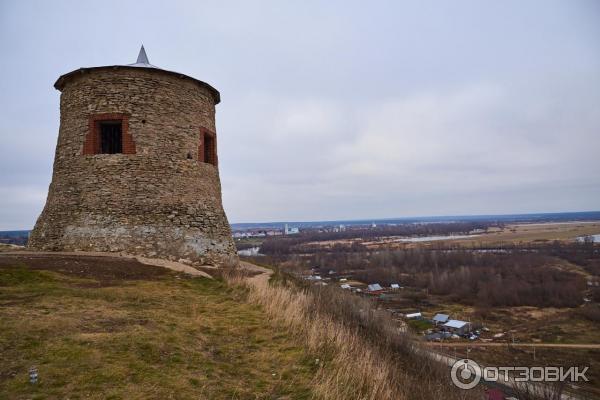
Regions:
[[0, 262, 316, 399], [225, 265, 480, 400]]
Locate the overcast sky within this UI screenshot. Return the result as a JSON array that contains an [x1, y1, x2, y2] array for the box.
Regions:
[[0, 1, 599, 229]]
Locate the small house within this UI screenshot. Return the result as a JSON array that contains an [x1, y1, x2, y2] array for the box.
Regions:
[[390, 283, 400, 290], [432, 313, 449, 325], [443, 319, 471, 335], [367, 283, 383, 292]]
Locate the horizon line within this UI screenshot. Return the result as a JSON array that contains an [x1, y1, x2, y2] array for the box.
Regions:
[[230, 210, 600, 226], [2, 210, 600, 232]]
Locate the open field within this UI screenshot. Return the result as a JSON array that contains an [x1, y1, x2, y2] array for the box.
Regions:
[[0, 255, 315, 400], [438, 221, 600, 248], [297, 221, 600, 250], [377, 221, 600, 249]]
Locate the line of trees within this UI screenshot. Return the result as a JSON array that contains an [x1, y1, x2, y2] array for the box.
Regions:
[[262, 241, 599, 308]]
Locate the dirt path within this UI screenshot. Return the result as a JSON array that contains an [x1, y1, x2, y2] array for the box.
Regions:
[[426, 342, 600, 349], [239, 261, 272, 285], [0, 250, 213, 279]]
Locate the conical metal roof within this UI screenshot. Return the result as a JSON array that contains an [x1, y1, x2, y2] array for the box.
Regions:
[[128, 45, 159, 68], [137, 45, 149, 63], [53, 45, 220, 103]]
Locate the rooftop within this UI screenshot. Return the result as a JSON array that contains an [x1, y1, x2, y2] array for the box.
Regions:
[[443, 320, 469, 329], [127, 45, 158, 68], [53, 45, 220, 104], [367, 283, 383, 291], [432, 313, 449, 322]]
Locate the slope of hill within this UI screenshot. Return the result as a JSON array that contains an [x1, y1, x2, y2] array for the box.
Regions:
[[0, 255, 315, 399]]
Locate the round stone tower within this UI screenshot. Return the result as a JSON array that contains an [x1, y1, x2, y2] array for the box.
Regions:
[[29, 46, 237, 265]]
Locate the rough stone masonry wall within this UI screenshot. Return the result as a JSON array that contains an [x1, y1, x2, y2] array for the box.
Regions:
[[28, 68, 237, 265]]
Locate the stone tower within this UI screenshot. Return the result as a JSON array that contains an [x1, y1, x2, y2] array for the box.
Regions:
[[29, 46, 237, 265]]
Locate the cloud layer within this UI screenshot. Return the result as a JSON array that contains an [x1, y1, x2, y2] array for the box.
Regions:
[[0, 0, 599, 229], [220, 78, 600, 221]]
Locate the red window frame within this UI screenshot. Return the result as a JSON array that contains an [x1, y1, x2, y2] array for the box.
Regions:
[[198, 127, 217, 166], [83, 113, 136, 155]]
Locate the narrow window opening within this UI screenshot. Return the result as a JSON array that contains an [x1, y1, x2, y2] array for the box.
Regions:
[[198, 128, 217, 166], [204, 134, 215, 165], [99, 121, 123, 154]]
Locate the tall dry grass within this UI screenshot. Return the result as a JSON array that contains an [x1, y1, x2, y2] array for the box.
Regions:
[[225, 264, 480, 400]]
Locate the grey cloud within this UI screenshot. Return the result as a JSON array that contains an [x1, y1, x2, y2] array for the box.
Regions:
[[1, 0, 599, 228]]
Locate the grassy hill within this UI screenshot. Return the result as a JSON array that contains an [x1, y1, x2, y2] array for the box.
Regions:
[[0, 255, 315, 399]]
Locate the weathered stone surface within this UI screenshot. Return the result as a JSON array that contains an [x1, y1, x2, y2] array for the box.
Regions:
[[28, 67, 237, 265]]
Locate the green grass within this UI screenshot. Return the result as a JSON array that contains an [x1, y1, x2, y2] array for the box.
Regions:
[[0, 264, 316, 400], [407, 319, 433, 332], [0, 265, 54, 286]]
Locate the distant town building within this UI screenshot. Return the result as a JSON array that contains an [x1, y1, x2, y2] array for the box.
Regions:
[[284, 224, 299, 235], [232, 229, 281, 238]]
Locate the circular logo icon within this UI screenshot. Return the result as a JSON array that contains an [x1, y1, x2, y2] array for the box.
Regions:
[[451, 358, 481, 389]]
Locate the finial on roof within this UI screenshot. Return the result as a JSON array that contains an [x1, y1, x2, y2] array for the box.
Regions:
[[136, 45, 149, 64]]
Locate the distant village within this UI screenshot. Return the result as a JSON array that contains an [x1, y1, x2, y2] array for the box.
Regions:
[[302, 265, 490, 343], [232, 223, 301, 238], [233, 221, 506, 343], [232, 223, 357, 238]]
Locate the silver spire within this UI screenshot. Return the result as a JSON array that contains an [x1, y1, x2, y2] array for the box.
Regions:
[[136, 45, 149, 64]]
